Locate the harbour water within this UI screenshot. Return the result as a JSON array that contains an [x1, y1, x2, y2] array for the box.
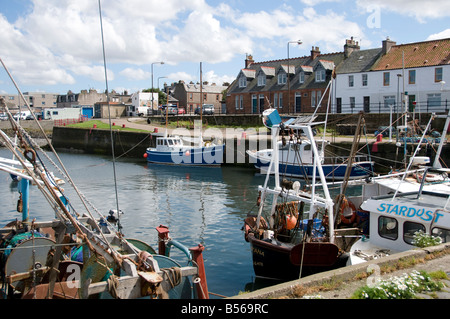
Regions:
[[0, 148, 282, 298]]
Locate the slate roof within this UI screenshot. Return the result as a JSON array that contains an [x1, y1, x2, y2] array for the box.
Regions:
[[336, 48, 383, 74], [371, 38, 450, 71]]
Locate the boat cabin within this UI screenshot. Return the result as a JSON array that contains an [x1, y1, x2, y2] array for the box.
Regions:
[[155, 136, 184, 151], [360, 191, 450, 253]]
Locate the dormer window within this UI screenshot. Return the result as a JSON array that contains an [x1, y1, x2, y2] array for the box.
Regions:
[[239, 75, 247, 88], [257, 74, 266, 86], [299, 72, 305, 84], [315, 69, 325, 82], [278, 73, 287, 85]]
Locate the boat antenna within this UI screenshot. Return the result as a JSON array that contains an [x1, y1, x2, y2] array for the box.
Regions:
[[98, 0, 122, 233]]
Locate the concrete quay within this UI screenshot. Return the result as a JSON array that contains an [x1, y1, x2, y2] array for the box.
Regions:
[[231, 243, 450, 299]]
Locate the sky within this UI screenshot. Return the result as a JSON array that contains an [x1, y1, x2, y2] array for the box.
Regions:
[[0, 0, 449, 96]]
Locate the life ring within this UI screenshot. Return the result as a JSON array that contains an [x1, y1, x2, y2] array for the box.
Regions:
[[340, 197, 356, 225]]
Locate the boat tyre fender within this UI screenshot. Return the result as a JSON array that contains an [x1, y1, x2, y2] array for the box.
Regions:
[[340, 198, 356, 225]]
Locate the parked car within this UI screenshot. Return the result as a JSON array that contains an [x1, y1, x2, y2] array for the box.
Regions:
[[195, 104, 215, 115], [374, 126, 396, 137], [0, 113, 8, 121], [177, 108, 186, 115], [163, 106, 177, 115]]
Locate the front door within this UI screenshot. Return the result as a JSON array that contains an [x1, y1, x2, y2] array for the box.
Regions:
[[259, 94, 265, 113], [364, 96, 370, 113], [295, 92, 301, 113], [336, 98, 342, 113]]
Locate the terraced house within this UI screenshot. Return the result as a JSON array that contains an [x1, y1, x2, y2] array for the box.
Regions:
[[226, 45, 345, 114], [226, 37, 450, 115], [335, 37, 450, 114]]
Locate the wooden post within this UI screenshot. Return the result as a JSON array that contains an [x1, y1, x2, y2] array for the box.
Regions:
[[156, 225, 170, 256], [189, 244, 209, 299]]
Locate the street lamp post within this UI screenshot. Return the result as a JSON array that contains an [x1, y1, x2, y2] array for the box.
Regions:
[[158, 76, 168, 112], [287, 40, 302, 114], [151, 61, 164, 115]]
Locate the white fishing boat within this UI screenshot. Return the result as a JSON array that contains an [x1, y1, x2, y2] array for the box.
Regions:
[[145, 62, 225, 166], [145, 134, 224, 166], [344, 111, 450, 265], [247, 138, 374, 180], [348, 188, 450, 265], [244, 109, 360, 280], [248, 88, 374, 181]]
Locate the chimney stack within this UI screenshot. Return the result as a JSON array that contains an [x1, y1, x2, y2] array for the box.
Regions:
[[245, 54, 254, 68], [344, 37, 360, 58], [310, 46, 320, 60], [382, 37, 396, 55]]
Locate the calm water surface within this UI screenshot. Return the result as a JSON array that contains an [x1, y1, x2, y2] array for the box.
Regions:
[[0, 148, 278, 298]]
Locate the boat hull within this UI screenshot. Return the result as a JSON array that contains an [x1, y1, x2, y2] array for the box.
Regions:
[[146, 144, 224, 166], [249, 152, 373, 179], [247, 233, 348, 280]]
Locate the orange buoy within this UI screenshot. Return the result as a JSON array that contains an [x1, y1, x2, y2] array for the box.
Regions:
[[143, 153, 148, 158], [286, 215, 297, 230]]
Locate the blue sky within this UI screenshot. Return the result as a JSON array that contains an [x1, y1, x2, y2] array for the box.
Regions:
[[0, 0, 449, 96]]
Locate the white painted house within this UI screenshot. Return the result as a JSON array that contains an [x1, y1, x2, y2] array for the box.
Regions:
[[335, 37, 450, 114], [131, 92, 159, 116]]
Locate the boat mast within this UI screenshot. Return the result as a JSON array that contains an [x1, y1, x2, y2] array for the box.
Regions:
[[433, 109, 450, 168]]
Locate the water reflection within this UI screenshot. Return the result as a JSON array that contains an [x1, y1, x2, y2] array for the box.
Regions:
[[0, 148, 279, 297]]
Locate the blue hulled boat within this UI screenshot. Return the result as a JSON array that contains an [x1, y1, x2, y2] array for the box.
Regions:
[[247, 139, 374, 180], [145, 135, 224, 166]]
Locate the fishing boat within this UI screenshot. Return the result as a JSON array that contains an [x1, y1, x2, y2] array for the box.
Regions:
[[335, 111, 450, 265], [248, 104, 374, 180], [145, 62, 225, 166], [145, 134, 224, 166], [247, 138, 374, 180], [243, 109, 359, 280], [347, 187, 450, 266], [0, 99, 210, 299]]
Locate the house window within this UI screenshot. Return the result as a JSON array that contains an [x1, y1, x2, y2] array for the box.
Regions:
[[384, 95, 395, 109], [315, 69, 325, 82], [279, 93, 283, 108], [258, 74, 266, 86], [235, 96, 239, 110], [383, 72, 390, 86], [311, 91, 316, 107], [409, 70, 416, 84], [274, 93, 278, 108], [378, 216, 398, 240], [317, 91, 322, 106], [240, 95, 244, 109], [299, 72, 305, 84], [350, 97, 355, 109], [189, 93, 193, 100], [278, 73, 287, 85], [427, 93, 441, 109], [348, 75, 354, 87], [435, 67, 443, 83], [362, 74, 368, 87], [239, 75, 247, 88]]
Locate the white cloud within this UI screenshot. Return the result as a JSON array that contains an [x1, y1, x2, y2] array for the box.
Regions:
[[427, 29, 450, 41], [233, 6, 364, 53], [300, 0, 342, 6], [356, 0, 450, 22], [167, 72, 195, 83], [119, 68, 151, 81]]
